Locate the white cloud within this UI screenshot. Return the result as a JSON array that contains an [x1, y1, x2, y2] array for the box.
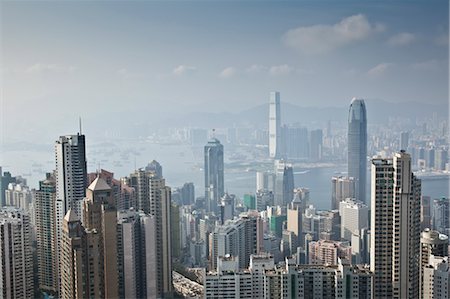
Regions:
[[173, 65, 197, 76], [269, 64, 294, 76], [367, 63, 392, 77], [219, 67, 236, 78], [387, 32, 416, 46], [245, 64, 268, 73], [411, 60, 441, 71], [283, 14, 384, 54], [24, 63, 77, 74]]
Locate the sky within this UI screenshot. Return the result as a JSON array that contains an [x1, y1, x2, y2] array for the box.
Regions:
[[0, 0, 448, 141]]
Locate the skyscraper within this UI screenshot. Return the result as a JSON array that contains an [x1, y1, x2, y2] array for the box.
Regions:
[[0, 207, 34, 299], [274, 160, 294, 206], [339, 198, 368, 242], [347, 98, 367, 203], [371, 151, 421, 299], [54, 133, 87, 295], [331, 176, 355, 210], [269, 91, 281, 159], [204, 138, 224, 213], [34, 173, 58, 294]]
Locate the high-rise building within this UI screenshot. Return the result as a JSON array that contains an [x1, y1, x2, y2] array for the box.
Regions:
[[180, 182, 195, 205], [309, 129, 323, 161], [147, 176, 173, 297], [243, 194, 256, 210], [347, 98, 367, 203], [220, 193, 234, 224], [209, 213, 261, 270], [269, 91, 281, 159], [274, 160, 294, 206], [5, 182, 32, 212], [400, 131, 409, 151], [0, 207, 34, 299], [34, 173, 58, 294], [421, 195, 432, 230], [308, 240, 352, 265], [204, 138, 224, 213], [331, 176, 355, 210], [422, 255, 450, 299], [117, 209, 157, 299], [145, 160, 163, 178], [255, 189, 274, 212], [339, 198, 368, 242], [55, 133, 87, 287], [287, 200, 302, 249], [371, 151, 421, 299], [0, 168, 16, 207], [82, 177, 118, 298], [432, 197, 450, 235]]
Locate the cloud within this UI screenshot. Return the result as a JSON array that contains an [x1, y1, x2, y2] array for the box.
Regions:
[[387, 32, 416, 46], [245, 64, 268, 73], [24, 63, 77, 74], [173, 65, 197, 76], [411, 60, 441, 71], [283, 14, 384, 54], [219, 67, 236, 78], [367, 63, 392, 77], [269, 64, 294, 76], [116, 68, 142, 79]]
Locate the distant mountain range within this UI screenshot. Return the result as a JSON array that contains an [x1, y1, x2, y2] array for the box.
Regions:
[[154, 99, 448, 129]]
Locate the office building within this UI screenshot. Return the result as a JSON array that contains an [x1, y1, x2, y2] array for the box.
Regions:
[[255, 189, 274, 212], [400, 131, 409, 151], [287, 200, 302, 249], [220, 193, 235, 224], [204, 138, 224, 213], [347, 98, 367, 203], [432, 197, 450, 235], [339, 198, 368, 242], [0, 207, 34, 299], [331, 176, 355, 210], [34, 173, 58, 294], [243, 194, 256, 210], [371, 151, 421, 298], [421, 195, 432, 230], [309, 129, 323, 161], [274, 160, 294, 206], [145, 160, 163, 178], [0, 168, 16, 207], [180, 182, 195, 205], [269, 91, 281, 159]]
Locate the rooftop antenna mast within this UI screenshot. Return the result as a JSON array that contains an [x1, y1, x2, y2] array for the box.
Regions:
[[79, 117, 82, 135], [212, 128, 216, 138]]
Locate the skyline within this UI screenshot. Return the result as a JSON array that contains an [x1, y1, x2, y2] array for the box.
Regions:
[[1, 1, 448, 143]]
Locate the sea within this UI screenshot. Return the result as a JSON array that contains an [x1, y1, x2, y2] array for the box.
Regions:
[[2, 140, 448, 210]]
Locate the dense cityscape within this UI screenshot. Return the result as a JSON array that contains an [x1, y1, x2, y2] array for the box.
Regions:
[[0, 91, 449, 298], [1, 1, 449, 299]]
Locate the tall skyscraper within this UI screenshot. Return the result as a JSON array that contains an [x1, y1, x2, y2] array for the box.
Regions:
[[274, 160, 294, 207], [0, 168, 16, 207], [371, 151, 421, 299], [55, 133, 87, 288], [0, 207, 34, 299], [309, 129, 323, 161], [400, 131, 409, 151], [204, 138, 224, 213], [269, 91, 281, 159], [34, 173, 58, 294], [82, 177, 118, 298], [347, 98, 367, 203], [339, 198, 368, 242]]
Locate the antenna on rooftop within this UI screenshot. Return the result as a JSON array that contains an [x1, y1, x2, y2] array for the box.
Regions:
[[79, 117, 82, 135], [212, 128, 216, 138]]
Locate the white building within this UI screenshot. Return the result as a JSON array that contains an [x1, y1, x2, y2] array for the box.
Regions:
[[339, 198, 368, 242], [269, 91, 281, 159], [422, 255, 450, 299]]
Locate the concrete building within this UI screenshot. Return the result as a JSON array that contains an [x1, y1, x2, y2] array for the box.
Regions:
[[309, 129, 323, 161], [339, 198, 368, 242], [432, 197, 450, 235], [0, 207, 34, 299], [220, 193, 235, 224], [287, 200, 302, 249], [422, 255, 450, 299], [331, 176, 355, 210], [256, 189, 274, 212], [269, 91, 281, 159], [347, 98, 367, 203], [34, 173, 58, 294], [308, 240, 352, 265], [209, 214, 261, 271], [370, 151, 421, 299], [5, 182, 32, 212], [0, 167, 16, 207], [82, 177, 119, 298], [204, 138, 224, 213]]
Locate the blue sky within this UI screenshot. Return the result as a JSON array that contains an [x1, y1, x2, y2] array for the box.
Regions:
[[0, 1, 448, 139]]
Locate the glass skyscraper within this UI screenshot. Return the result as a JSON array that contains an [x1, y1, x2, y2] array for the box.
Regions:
[[204, 138, 224, 213], [347, 98, 367, 203]]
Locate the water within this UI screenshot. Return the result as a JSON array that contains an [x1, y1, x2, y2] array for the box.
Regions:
[[2, 141, 448, 210]]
